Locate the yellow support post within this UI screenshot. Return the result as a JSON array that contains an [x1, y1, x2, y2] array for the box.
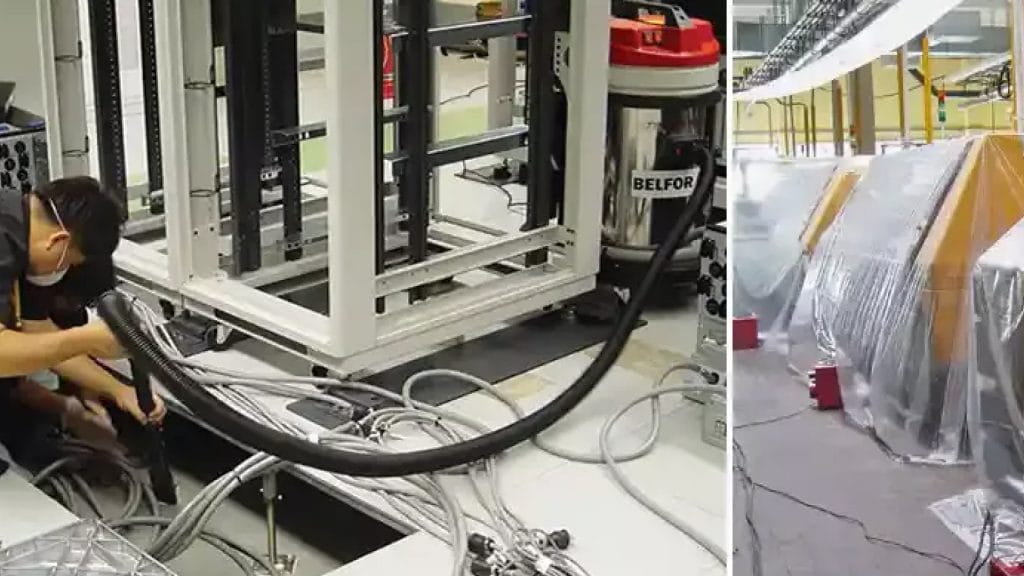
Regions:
[[896, 47, 908, 141], [922, 33, 934, 144]]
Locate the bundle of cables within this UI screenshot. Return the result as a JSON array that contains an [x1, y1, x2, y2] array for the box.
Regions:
[[90, 145, 722, 572], [117, 299, 592, 576], [29, 437, 273, 576], [110, 298, 725, 574]]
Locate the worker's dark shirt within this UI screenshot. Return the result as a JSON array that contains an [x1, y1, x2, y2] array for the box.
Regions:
[[0, 190, 56, 468], [0, 190, 54, 330]]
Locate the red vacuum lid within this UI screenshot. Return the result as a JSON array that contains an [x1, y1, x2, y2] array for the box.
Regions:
[[609, 16, 719, 68]]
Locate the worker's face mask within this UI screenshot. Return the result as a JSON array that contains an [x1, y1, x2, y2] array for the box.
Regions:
[[26, 199, 70, 287]]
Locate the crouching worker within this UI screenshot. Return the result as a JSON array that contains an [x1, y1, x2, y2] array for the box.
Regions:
[[0, 177, 165, 471]]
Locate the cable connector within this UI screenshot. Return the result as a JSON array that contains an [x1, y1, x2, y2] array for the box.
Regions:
[[533, 554, 554, 575], [469, 559, 494, 576], [547, 529, 571, 551], [468, 533, 498, 557]]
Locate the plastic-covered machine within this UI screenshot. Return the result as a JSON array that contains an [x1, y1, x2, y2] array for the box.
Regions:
[[600, 1, 720, 298], [733, 157, 860, 347], [790, 135, 1024, 461], [972, 218, 1024, 502]]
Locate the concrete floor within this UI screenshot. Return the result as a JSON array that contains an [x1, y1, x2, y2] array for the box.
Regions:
[[732, 349, 981, 576]]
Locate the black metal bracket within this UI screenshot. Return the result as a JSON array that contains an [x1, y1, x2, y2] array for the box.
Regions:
[[87, 0, 128, 205], [221, 0, 269, 274], [138, 0, 163, 213]]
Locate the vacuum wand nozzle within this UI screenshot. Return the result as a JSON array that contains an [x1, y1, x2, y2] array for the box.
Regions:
[[131, 361, 177, 505]]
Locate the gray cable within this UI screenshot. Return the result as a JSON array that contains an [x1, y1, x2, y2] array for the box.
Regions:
[[108, 517, 268, 576], [127, 299, 590, 575], [600, 384, 727, 565], [402, 367, 708, 464]]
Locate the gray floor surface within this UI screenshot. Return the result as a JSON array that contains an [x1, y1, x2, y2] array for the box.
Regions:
[[733, 349, 981, 576]]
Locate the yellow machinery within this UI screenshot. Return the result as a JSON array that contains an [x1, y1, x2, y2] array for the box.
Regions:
[[800, 170, 860, 255], [918, 135, 1024, 368], [803, 135, 1024, 459], [734, 158, 863, 338]]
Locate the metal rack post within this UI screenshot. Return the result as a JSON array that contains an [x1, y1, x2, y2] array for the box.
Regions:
[[87, 0, 127, 204], [221, 0, 269, 274], [268, 0, 303, 262], [139, 0, 163, 212]]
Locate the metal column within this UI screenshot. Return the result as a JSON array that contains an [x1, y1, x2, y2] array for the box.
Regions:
[[850, 63, 876, 155], [809, 88, 818, 156], [87, 0, 127, 204], [896, 44, 909, 143], [181, 0, 221, 279], [487, 0, 519, 130], [922, 32, 935, 144], [831, 78, 844, 156], [373, 0, 387, 312], [37, 0, 91, 178], [221, 0, 268, 274], [524, 0, 560, 265], [395, 0, 433, 269], [268, 0, 303, 262], [139, 0, 163, 212], [325, 0, 377, 354]]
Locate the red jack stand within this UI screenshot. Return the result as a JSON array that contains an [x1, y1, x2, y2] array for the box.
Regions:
[[733, 316, 759, 350], [808, 363, 842, 410], [992, 559, 1024, 575]]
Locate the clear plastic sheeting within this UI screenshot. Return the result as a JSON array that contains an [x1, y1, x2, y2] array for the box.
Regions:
[[733, 158, 841, 347], [972, 218, 1024, 504], [791, 136, 1024, 462], [0, 521, 175, 576], [931, 489, 1024, 566]]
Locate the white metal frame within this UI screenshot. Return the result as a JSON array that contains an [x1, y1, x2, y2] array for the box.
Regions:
[[36, 0, 91, 178], [98, 0, 611, 374]]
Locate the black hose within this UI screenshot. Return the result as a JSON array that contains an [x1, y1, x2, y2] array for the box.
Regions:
[[131, 361, 178, 505], [98, 147, 716, 478]]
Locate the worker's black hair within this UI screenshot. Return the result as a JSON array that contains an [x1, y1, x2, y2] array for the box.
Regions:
[[33, 176, 126, 260]]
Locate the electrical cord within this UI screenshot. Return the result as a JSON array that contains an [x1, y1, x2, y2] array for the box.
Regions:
[[600, 384, 727, 566], [733, 439, 967, 575], [734, 441, 763, 576], [438, 81, 526, 107], [97, 144, 718, 479], [458, 161, 528, 216], [734, 407, 811, 430], [967, 510, 995, 576], [30, 442, 158, 523], [108, 517, 272, 576]]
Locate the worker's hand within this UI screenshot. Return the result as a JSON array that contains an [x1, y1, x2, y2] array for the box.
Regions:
[[76, 321, 125, 360], [61, 395, 118, 446], [110, 384, 167, 424]]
